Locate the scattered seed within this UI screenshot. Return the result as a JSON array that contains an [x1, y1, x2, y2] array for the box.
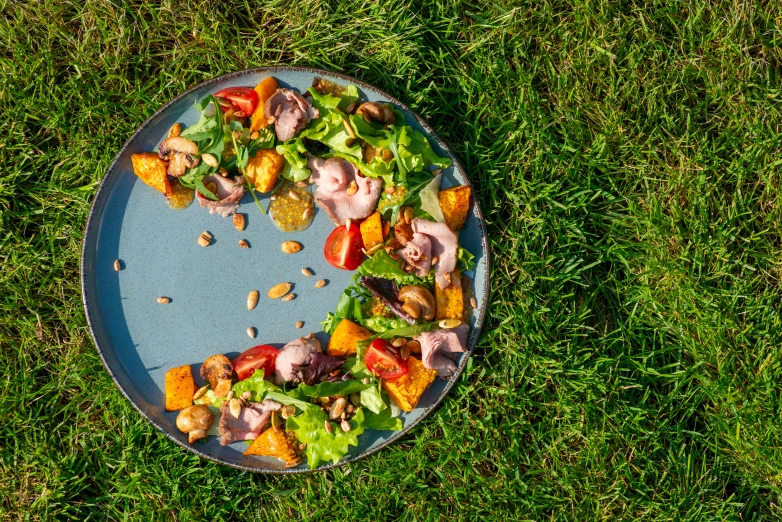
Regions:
[[431, 256, 439, 266], [193, 385, 209, 400], [298, 443, 307, 451], [247, 327, 256, 338], [229, 398, 242, 418], [226, 391, 234, 401], [400, 346, 410, 360], [301, 208, 312, 220], [366, 243, 384, 255], [241, 391, 252, 400], [271, 410, 281, 429], [439, 319, 462, 329], [288, 190, 301, 201], [197, 231, 212, 247], [113, 259, 121, 272], [314, 279, 326, 289], [362, 377, 370, 385], [345, 218, 352, 231], [324, 420, 333, 434], [202, 153, 219, 167], [281, 405, 296, 419], [346, 180, 358, 196], [247, 290, 260, 310], [385, 185, 395, 194], [157, 296, 170, 304], [281, 241, 302, 254], [296, 321, 303, 329], [470, 296, 478, 308], [301, 267, 313, 277], [329, 398, 348, 420], [250, 131, 260, 140], [268, 282, 292, 299], [406, 339, 422, 354], [340, 419, 352, 433], [349, 393, 361, 406], [391, 338, 406, 348], [233, 213, 246, 231], [282, 293, 295, 301], [295, 181, 307, 188], [238, 239, 249, 248], [168, 123, 182, 138], [346, 404, 355, 414]]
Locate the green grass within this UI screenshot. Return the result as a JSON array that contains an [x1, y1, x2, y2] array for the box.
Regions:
[[3, 0, 782, 519]]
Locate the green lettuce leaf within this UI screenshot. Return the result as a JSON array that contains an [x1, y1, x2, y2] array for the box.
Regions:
[[364, 406, 403, 431], [301, 88, 362, 160], [360, 316, 410, 333], [357, 249, 433, 286], [276, 138, 311, 181], [418, 172, 446, 223], [458, 246, 476, 272], [359, 382, 387, 414], [231, 372, 281, 403], [286, 406, 366, 469], [292, 379, 372, 399]]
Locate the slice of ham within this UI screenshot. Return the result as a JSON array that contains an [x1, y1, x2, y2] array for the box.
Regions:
[[195, 174, 245, 217], [264, 89, 319, 142], [411, 218, 458, 288], [397, 232, 432, 278], [219, 399, 281, 446], [415, 324, 469, 378], [272, 336, 321, 385], [308, 156, 382, 225]]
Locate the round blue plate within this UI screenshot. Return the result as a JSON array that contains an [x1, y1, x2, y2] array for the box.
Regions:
[[81, 67, 489, 473]]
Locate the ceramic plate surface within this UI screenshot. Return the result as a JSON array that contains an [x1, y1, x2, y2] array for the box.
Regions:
[[82, 67, 489, 472]]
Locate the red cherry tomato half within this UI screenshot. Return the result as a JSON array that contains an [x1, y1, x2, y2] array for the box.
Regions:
[[214, 87, 259, 115], [364, 339, 408, 380], [233, 344, 278, 380], [324, 223, 365, 270]]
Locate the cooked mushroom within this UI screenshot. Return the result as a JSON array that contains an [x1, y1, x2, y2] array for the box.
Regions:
[[200, 354, 233, 397], [176, 405, 214, 444], [362, 142, 394, 164], [158, 136, 200, 177], [398, 285, 436, 321], [355, 102, 395, 126]]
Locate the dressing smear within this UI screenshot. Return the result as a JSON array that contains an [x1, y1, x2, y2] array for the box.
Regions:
[[269, 180, 315, 232], [166, 179, 195, 210]]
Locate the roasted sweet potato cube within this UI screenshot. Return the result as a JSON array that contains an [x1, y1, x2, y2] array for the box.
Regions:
[[244, 148, 284, 193], [360, 212, 384, 250], [438, 185, 472, 230], [250, 77, 279, 131], [327, 319, 373, 356], [244, 427, 300, 465], [131, 152, 169, 194], [435, 269, 464, 320], [165, 365, 196, 412], [383, 357, 437, 412]]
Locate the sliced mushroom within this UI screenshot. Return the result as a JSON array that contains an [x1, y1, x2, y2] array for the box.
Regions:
[[176, 405, 214, 444], [158, 136, 200, 177], [200, 354, 233, 397], [398, 285, 436, 322], [355, 102, 395, 126]]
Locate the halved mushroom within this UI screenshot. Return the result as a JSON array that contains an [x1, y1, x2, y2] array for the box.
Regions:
[[398, 285, 436, 321], [176, 405, 214, 444], [200, 354, 233, 397], [158, 136, 200, 177], [355, 102, 395, 126]]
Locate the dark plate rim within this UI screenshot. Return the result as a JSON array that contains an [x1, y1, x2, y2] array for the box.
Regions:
[[81, 66, 491, 473]]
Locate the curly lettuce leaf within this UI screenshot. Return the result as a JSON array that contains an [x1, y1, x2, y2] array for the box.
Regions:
[[231, 372, 282, 403], [301, 88, 363, 160], [276, 138, 311, 181], [285, 405, 366, 469], [292, 379, 372, 400], [357, 249, 433, 286]]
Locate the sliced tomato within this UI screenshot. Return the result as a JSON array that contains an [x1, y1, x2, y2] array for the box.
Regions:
[[233, 344, 278, 380], [324, 223, 364, 270], [214, 87, 259, 115], [364, 339, 408, 380]]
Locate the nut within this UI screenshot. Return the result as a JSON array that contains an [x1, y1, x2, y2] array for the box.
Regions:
[[346, 180, 358, 196], [247, 290, 260, 310], [324, 420, 333, 434], [247, 327, 256, 338], [202, 153, 219, 168], [314, 279, 326, 289], [238, 239, 249, 248], [241, 391, 252, 400], [267, 282, 292, 299], [385, 186, 395, 194], [340, 419, 352, 433], [197, 231, 212, 247], [281, 241, 302, 254], [282, 293, 295, 301], [329, 398, 347, 420], [439, 319, 462, 329], [193, 385, 209, 400], [229, 398, 242, 418], [350, 393, 361, 406], [470, 297, 478, 308], [296, 321, 303, 329], [226, 391, 234, 401], [157, 296, 170, 304], [113, 259, 121, 272], [233, 213, 246, 231], [281, 405, 296, 419], [301, 268, 313, 277], [168, 123, 182, 138], [406, 339, 421, 354], [391, 338, 406, 348]]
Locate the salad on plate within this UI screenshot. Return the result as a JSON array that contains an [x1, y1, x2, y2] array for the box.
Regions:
[[131, 75, 476, 469]]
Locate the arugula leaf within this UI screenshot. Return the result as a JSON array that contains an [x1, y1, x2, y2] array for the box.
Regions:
[[376, 171, 434, 224], [321, 279, 369, 334], [178, 96, 225, 198], [357, 249, 433, 286], [286, 406, 366, 469]]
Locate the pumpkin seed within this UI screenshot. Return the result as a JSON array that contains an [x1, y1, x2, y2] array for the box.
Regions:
[[113, 259, 121, 272], [229, 398, 242, 418], [157, 296, 170, 304], [247, 290, 260, 310], [168, 123, 182, 138], [346, 180, 358, 196], [391, 338, 406, 348], [267, 282, 292, 299], [281, 241, 302, 254], [324, 420, 333, 434], [238, 239, 249, 248], [340, 419, 352, 433], [314, 279, 326, 289], [282, 293, 295, 301], [197, 231, 212, 247], [247, 327, 256, 338], [201, 153, 218, 167], [233, 213, 246, 231], [193, 385, 209, 400], [470, 297, 478, 308], [241, 391, 252, 400], [329, 398, 347, 420], [301, 267, 313, 277]]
